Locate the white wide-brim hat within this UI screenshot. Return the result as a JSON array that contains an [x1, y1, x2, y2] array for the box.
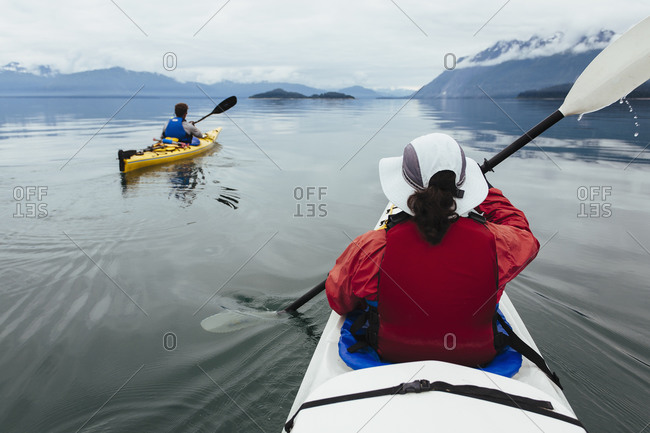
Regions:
[[379, 133, 488, 216]]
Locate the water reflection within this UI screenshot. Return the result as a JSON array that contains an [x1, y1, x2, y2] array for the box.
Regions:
[[215, 186, 239, 209], [119, 144, 240, 208], [0, 96, 221, 124], [414, 98, 650, 165]]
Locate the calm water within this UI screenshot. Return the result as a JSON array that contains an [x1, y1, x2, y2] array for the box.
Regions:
[[1, 96, 648, 432]]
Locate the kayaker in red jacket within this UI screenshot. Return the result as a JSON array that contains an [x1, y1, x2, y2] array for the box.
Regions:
[[326, 133, 540, 367]]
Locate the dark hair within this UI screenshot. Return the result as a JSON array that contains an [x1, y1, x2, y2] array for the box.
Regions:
[[175, 103, 188, 118], [406, 170, 459, 245]]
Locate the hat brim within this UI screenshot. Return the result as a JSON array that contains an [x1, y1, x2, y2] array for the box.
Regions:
[[379, 155, 488, 216]]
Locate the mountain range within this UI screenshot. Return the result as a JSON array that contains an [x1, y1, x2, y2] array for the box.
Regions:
[[0, 63, 409, 99], [3, 29, 649, 100], [416, 30, 650, 98]]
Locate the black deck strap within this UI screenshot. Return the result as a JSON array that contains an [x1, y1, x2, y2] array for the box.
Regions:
[[284, 382, 404, 432], [348, 312, 368, 335], [347, 305, 380, 353], [494, 314, 563, 390], [284, 379, 585, 432]]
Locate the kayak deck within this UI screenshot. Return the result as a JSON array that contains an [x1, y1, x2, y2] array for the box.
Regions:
[[285, 205, 580, 432], [118, 127, 222, 173], [286, 298, 580, 432]]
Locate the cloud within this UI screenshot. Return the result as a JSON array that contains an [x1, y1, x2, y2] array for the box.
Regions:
[[1, 1, 648, 89]]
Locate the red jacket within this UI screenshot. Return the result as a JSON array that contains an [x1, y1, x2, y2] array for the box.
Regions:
[[326, 188, 540, 315]]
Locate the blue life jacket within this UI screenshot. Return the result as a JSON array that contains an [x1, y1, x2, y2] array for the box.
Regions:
[[164, 117, 191, 142]]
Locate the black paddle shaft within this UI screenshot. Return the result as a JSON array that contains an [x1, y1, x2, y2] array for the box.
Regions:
[[282, 280, 326, 313], [481, 110, 564, 174], [195, 96, 238, 124]]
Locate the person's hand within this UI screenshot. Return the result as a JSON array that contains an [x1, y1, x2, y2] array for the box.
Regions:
[[189, 121, 196, 125]]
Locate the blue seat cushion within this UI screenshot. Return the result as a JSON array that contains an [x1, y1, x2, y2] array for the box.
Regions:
[[338, 305, 522, 377]]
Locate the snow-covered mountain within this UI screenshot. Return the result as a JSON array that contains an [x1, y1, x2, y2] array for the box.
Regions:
[[458, 30, 615, 68], [416, 30, 630, 98]]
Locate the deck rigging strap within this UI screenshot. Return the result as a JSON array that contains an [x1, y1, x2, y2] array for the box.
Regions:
[[284, 379, 585, 432], [494, 313, 563, 389]]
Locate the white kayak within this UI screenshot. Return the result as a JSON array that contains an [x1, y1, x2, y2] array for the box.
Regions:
[[283, 205, 586, 432]]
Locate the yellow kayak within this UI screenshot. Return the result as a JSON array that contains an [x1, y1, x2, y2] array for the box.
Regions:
[[118, 128, 222, 173]]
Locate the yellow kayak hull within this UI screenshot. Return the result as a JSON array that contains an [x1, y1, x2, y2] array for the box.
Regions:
[[119, 128, 222, 173]]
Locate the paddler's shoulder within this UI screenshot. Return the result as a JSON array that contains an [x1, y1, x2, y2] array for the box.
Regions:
[[355, 227, 387, 248]]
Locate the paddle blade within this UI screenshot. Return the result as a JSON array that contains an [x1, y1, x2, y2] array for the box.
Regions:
[[560, 16, 650, 116], [212, 96, 237, 114], [200, 308, 279, 333]]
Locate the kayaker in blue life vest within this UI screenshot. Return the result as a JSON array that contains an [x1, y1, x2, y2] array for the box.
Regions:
[[326, 133, 540, 367], [162, 103, 205, 144]]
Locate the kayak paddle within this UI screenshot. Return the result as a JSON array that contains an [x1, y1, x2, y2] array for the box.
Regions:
[[481, 15, 650, 173], [194, 95, 238, 124], [201, 17, 650, 333], [199, 281, 325, 333]]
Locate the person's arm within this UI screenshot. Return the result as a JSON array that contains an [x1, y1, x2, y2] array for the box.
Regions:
[[325, 229, 386, 315], [184, 121, 205, 138], [476, 188, 540, 291]]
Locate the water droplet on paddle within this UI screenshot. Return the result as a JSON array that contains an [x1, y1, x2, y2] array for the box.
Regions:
[[622, 99, 640, 139]]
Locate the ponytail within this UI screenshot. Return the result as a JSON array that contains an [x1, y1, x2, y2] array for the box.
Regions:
[[406, 170, 459, 245]]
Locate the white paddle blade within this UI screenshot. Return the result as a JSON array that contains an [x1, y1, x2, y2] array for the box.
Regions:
[[200, 309, 279, 333], [559, 16, 650, 116]]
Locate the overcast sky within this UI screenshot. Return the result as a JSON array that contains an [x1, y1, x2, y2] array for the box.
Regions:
[[2, 1, 649, 89]]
